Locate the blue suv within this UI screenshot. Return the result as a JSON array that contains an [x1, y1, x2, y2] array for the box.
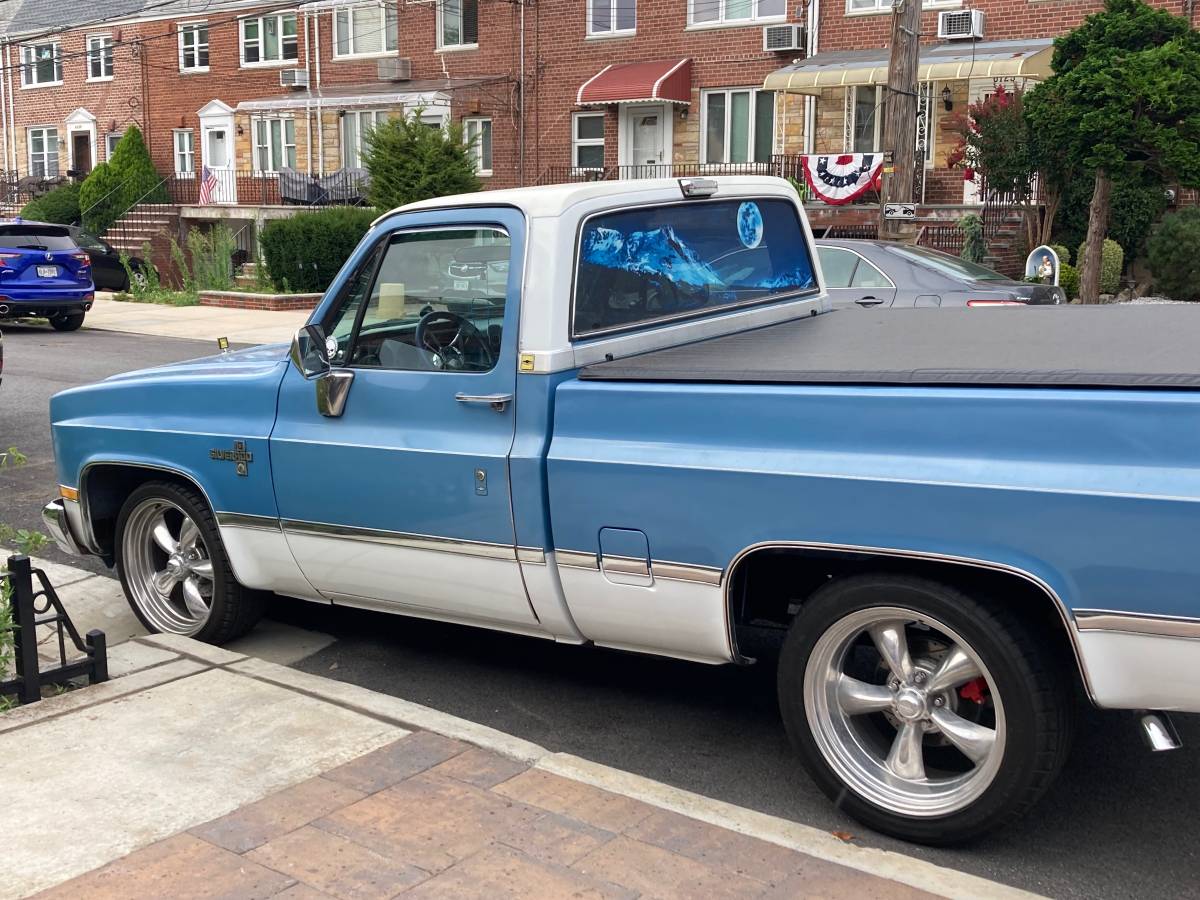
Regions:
[[0, 219, 95, 332]]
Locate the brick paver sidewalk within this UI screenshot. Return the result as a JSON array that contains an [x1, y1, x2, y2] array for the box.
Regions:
[[35, 730, 935, 900]]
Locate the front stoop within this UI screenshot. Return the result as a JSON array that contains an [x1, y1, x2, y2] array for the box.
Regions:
[[5, 635, 1042, 900]]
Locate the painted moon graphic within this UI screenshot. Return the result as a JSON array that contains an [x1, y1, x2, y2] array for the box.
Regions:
[[737, 202, 764, 249]]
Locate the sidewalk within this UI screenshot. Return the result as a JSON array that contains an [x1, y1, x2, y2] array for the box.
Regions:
[[1, 568, 1042, 900], [84, 295, 309, 345]]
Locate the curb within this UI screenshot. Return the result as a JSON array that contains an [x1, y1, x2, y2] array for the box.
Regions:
[[130, 634, 1042, 900]]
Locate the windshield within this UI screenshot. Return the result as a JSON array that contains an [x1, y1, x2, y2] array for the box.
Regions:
[[573, 198, 817, 338], [886, 244, 1008, 282], [0, 224, 77, 251]]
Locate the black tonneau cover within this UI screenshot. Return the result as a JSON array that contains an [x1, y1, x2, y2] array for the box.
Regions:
[[579, 306, 1200, 389]]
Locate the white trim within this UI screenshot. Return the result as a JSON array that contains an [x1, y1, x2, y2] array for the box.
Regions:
[[239, 11, 300, 68], [650, 57, 689, 98], [586, 0, 636, 37], [699, 86, 775, 165], [436, 0, 477, 51], [572, 110, 606, 170], [435, 43, 479, 53], [331, 2, 398, 59], [463, 116, 492, 177], [173, 128, 196, 178], [618, 102, 672, 168], [26, 124, 59, 178], [85, 34, 114, 82], [684, 15, 786, 30], [19, 41, 63, 88], [686, 0, 787, 27], [65, 109, 97, 176], [178, 21, 210, 73], [577, 64, 612, 105]]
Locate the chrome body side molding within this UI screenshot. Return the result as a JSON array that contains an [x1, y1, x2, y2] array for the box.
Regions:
[[1075, 609, 1200, 640], [557, 550, 600, 570], [281, 519, 523, 562], [216, 511, 282, 532]]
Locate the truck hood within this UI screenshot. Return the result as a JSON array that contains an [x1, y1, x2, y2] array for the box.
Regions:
[[103, 341, 292, 383]]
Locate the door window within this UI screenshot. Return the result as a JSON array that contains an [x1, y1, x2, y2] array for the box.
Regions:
[[850, 257, 891, 288], [630, 111, 661, 166], [325, 227, 510, 372], [816, 246, 859, 288], [206, 129, 229, 167]]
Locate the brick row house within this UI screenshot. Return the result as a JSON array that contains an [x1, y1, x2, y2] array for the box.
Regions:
[[0, 0, 1190, 256]]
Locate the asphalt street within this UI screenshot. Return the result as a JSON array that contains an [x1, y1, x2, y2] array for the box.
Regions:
[[3, 323, 1199, 900]]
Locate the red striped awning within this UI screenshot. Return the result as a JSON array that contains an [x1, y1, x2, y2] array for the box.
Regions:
[[577, 59, 693, 106]]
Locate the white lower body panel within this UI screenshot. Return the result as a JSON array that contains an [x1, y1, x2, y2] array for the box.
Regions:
[[1078, 630, 1200, 713], [219, 524, 325, 602]]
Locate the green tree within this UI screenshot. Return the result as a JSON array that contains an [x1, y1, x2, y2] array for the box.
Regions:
[[1028, 0, 1200, 303], [1147, 207, 1200, 300], [108, 126, 167, 209], [78, 162, 125, 234], [361, 113, 480, 210]]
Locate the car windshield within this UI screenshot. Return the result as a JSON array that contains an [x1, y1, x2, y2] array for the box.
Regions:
[[0, 224, 77, 251], [886, 244, 1008, 282]]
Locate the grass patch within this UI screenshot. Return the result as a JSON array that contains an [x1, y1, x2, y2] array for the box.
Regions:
[[112, 290, 199, 307]]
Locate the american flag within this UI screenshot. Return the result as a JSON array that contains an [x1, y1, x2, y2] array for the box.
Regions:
[[198, 166, 218, 205]]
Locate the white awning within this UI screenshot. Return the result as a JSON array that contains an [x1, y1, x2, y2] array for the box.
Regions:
[[764, 39, 1054, 95], [237, 91, 450, 112]]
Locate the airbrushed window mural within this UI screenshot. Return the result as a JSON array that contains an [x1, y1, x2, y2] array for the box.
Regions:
[[573, 198, 817, 338]]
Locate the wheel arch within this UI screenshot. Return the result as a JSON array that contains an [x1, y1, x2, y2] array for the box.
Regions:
[[80, 461, 217, 563], [724, 541, 1093, 703]]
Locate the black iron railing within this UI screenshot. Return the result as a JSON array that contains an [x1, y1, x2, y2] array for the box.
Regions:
[[539, 157, 807, 185], [167, 168, 370, 207], [1, 555, 108, 706]]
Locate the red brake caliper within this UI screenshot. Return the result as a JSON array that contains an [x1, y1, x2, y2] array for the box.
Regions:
[[959, 677, 988, 704]]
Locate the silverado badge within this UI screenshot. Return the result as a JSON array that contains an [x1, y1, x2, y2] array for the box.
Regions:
[[210, 440, 253, 476]]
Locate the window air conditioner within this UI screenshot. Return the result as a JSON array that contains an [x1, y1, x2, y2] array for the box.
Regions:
[[762, 23, 805, 53], [377, 58, 413, 82], [937, 9, 985, 40], [279, 69, 310, 89]]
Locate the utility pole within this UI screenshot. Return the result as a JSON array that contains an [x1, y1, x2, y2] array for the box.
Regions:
[[878, 0, 922, 241]]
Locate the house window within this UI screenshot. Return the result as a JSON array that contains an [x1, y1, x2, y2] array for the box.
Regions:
[[87, 35, 114, 81], [848, 0, 956, 11], [702, 89, 774, 164], [588, 0, 635, 35], [241, 13, 299, 65], [28, 127, 59, 177], [438, 0, 478, 49], [174, 130, 196, 176], [254, 118, 297, 172], [106, 131, 124, 160], [463, 117, 492, 175], [572, 112, 605, 169], [20, 43, 62, 87], [851, 85, 882, 152], [179, 23, 210, 71], [342, 109, 390, 168], [334, 4, 398, 57], [688, 0, 784, 26]]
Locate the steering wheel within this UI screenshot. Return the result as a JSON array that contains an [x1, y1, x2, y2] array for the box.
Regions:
[[414, 310, 495, 371]]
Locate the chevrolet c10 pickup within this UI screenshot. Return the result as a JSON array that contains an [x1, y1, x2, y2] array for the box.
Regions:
[[42, 176, 1200, 844]]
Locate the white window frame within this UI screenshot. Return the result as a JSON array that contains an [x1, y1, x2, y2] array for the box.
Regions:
[[27, 126, 59, 177], [106, 131, 124, 160], [253, 117, 297, 172], [437, 0, 478, 51], [86, 34, 114, 82], [174, 129, 196, 177], [178, 22, 210, 72], [849, 84, 883, 153], [572, 112, 605, 170], [687, 0, 785, 28], [240, 12, 299, 67], [463, 117, 492, 176], [341, 109, 390, 168], [20, 42, 63, 88], [333, 3, 399, 58], [700, 87, 775, 165], [587, 0, 636, 36], [846, 0, 957, 12]]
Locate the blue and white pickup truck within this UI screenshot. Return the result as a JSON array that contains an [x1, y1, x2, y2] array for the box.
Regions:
[[42, 177, 1200, 844]]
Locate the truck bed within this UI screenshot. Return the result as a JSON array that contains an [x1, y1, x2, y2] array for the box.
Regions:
[[579, 306, 1200, 389]]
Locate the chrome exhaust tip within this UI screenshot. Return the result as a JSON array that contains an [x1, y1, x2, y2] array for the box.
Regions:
[[0, 304, 9, 315], [1139, 712, 1182, 751]]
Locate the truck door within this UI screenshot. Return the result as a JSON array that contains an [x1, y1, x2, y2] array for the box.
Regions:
[[269, 207, 541, 629]]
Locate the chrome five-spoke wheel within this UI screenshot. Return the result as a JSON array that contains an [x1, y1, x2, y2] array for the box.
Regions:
[[120, 497, 216, 634], [804, 606, 1005, 818]]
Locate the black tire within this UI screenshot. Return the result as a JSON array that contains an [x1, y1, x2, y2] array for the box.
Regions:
[[50, 313, 85, 332], [778, 573, 1074, 845], [115, 480, 264, 644]]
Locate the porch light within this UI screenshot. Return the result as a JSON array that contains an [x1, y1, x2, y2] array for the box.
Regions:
[[941, 86, 953, 111]]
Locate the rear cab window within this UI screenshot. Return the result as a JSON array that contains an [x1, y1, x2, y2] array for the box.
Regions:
[[0, 224, 77, 251], [572, 198, 817, 339]]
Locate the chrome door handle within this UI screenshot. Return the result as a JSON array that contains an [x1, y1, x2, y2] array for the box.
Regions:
[[855, 297, 885, 307], [455, 392, 513, 411]]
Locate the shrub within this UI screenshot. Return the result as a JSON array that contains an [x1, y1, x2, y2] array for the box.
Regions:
[[1076, 238, 1124, 294], [187, 224, 236, 290], [260, 207, 376, 293], [20, 182, 81, 224], [78, 162, 125, 234], [362, 113, 479, 210], [1049, 243, 1071, 265], [1053, 170, 1167, 258], [959, 213, 986, 264], [109, 126, 167, 208], [1058, 262, 1080, 300], [1147, 207, 1200, 301]]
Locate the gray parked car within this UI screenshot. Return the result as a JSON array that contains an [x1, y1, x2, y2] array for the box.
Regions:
[[816, 239, 1066, 308]]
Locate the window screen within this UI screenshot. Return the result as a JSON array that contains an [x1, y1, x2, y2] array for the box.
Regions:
[[573, 198, 816, 338]]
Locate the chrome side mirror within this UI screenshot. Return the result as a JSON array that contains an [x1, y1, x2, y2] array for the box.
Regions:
[[291, 324, 330, 379], [290, 324, 354, 418]]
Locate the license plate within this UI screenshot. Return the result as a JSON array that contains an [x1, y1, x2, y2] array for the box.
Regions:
[[37, 265, 57, 278]]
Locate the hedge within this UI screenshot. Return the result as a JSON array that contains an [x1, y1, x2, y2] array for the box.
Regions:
[[20, 182, 81, 225], [1147, 208, 1200, 301], [1076, 238, 1124, 295], [260, 207, 377, 293]]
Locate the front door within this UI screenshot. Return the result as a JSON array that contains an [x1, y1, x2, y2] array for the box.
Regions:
[[202, 125, 236, 203], [269, 207, 540, 630], [71, 133, 93, 176], [624, 104, 668, 177]]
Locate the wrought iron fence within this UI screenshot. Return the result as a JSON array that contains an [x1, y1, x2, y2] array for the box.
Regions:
[[167, 168, 370, 208], [0, 170, 69, 209], [917, 223, 966, 255], [1, 555, 108, 705], [539, 157, 807, 185]]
